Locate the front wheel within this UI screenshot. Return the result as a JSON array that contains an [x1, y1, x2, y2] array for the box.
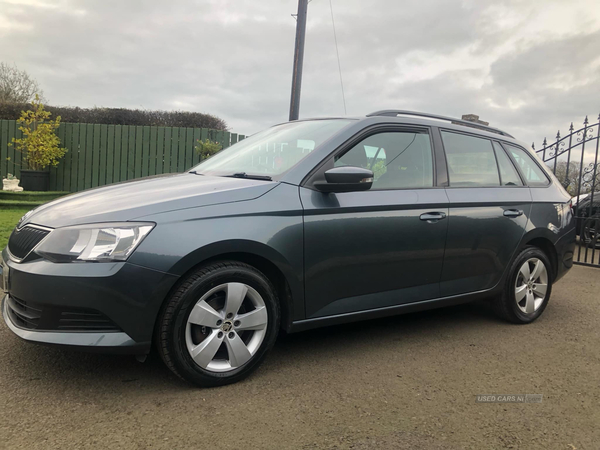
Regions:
[[493, 247, 553, 324], [156, 261, 280, 387]]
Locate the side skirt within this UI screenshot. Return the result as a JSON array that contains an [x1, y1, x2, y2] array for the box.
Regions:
[[287, 288, 494, 333]]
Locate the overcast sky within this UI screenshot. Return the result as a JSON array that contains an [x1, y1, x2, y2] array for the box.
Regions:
[[1, 0, 599, 149]]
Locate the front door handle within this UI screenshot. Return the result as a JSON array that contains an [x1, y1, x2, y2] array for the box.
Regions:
[[420, 212, 447, 222], [503, 209, 524, 218]]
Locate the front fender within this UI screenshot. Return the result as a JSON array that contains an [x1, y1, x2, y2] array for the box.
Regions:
[[128, 183, 305, 321]]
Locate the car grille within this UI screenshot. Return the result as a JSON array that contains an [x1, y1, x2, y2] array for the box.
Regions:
[[57, 310, 121, 331], [5, 295, 121, 332], [6, 295, 42, 329], [8, 226, 50, 260]]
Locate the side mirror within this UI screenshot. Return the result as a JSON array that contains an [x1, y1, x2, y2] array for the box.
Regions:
[[314, 166, 374, 193]]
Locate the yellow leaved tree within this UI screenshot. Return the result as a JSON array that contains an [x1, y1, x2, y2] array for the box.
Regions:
[[10, 95, 67, 171], [195, 138, 222, 161]]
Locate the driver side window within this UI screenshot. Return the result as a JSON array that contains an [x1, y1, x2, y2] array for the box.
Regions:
[[334, 131, 434, 190]]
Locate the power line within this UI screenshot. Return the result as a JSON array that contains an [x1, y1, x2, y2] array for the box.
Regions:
[[329, 0, 347, 115]]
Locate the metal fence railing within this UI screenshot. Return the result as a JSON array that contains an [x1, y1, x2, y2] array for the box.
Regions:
[[534, 114, 600, 267]]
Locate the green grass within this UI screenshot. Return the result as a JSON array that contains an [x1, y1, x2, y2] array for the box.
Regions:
[[0, 200, 48, 207], [0, 192, 68, 249], [0, 191, 69, 206], [0, 191, 67, 196], [0, 207, 31, 249]]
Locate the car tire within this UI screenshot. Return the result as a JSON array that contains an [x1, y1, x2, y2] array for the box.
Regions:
[[156, 261, 280, 387], [493, 246, 553, 324]]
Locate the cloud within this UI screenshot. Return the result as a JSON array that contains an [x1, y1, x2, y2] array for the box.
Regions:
[[0, 0, 598, 153]]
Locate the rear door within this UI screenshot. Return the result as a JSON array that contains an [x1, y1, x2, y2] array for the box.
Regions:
[[438, 130, 532, 296]]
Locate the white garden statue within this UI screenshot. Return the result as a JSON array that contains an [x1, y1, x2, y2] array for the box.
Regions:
[[3, 174, 24, 192]]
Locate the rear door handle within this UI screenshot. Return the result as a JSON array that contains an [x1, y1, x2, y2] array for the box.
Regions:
[[503, 209, 523, 218], [420, 212, 447, 222]]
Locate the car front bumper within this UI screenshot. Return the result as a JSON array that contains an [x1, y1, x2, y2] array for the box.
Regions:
[[0, 248, 178, 354], [1, 295, 144, 352]]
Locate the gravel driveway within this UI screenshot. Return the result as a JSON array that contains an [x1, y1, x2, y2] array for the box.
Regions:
[[1, 266, 598, 449]]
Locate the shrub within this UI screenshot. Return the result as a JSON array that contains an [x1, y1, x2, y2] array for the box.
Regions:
[[9, 96, 67, 170], [195, 139, 222, 160], [0, 102, 228, 130], [372, 159, 387, 180]]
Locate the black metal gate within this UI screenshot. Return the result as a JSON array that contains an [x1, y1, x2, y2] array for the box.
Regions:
[[534, 114, 600, 267]]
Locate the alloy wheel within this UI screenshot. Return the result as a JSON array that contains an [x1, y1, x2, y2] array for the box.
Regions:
[[185, 282, 268, 372], [515, 258, 548, 314]]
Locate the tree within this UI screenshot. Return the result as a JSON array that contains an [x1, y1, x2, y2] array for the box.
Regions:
[[0, 62, 45, 104], [553, 161, 581, 195], [10, 95, 66, 170], [195, 139, 222, 160], [553, 160, 600, 195]]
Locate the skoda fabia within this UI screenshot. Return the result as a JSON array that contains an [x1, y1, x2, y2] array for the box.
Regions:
[[1, 111, 576, 387]]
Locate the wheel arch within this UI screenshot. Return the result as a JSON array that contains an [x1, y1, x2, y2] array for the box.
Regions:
[[521, 233, 559, 281], [160, 240, 302, 332]]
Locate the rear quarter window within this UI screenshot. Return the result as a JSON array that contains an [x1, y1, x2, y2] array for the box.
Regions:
[[505, 144, 550, 187]]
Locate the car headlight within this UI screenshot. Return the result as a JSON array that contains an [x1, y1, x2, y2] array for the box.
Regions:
[[35, 222, 154, 263]]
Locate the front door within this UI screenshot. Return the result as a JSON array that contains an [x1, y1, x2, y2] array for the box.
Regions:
[[438, 131, 532, 296], [301, 129, 449, 318]]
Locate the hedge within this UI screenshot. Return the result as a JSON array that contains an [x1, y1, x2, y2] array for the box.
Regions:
[[0, 102, 227, 130]]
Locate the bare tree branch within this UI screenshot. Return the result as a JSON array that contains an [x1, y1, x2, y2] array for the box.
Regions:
[[0, 63, 45, 103], [553, 160, 600, 196]]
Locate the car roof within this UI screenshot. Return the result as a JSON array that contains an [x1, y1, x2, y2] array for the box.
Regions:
[[292, 111, 527, 149]]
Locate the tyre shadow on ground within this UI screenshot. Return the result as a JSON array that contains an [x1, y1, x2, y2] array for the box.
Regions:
[[269, 300, 500, 366], [2, 299, 500, 391]]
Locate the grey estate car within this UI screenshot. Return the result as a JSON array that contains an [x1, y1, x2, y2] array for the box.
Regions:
[[1, 110, 576, 387]]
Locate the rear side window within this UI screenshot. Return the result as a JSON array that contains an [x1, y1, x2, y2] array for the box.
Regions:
[[493, 142, 523, 186], [441, 131, 499, 187], [505, 145, 550, 187]]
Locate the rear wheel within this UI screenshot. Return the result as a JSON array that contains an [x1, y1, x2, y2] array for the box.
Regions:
[[156, 261, 280, 387], [493, 247, 553, 324]]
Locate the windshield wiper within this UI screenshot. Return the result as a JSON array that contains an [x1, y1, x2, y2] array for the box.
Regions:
[[189, 170, 204, 175], [224, 172, 272, 181]]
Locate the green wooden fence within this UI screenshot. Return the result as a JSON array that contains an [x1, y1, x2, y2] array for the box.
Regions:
[[0, 120, 246, 192]]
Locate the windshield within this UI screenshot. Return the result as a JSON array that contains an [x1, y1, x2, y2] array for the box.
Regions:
[[191, 119, 353, 178]]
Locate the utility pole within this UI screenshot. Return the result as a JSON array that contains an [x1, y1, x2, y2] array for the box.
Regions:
[[289, 0, 308, 121]]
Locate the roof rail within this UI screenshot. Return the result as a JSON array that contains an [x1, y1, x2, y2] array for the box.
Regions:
[[366, 110, 514, 138]]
